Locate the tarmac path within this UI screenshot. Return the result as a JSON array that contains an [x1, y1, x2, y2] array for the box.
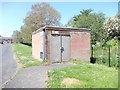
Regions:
[[1, 44, 17, 88], [5, 63, 74, 88]]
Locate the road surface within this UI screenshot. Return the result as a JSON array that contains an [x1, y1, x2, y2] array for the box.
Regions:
[[0, 43, 17, 87]]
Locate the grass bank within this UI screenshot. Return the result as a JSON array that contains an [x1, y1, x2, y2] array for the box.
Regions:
[[47, 60, 118, 88], [12, 44, 42, 68]]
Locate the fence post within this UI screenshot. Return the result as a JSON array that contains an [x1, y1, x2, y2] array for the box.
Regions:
[[108, 46, 111, 67], [118, 39, 120, 67], [91, 45, 93, 57]]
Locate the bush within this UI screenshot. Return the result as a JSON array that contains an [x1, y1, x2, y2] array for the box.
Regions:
[[93, 41, 118, 68]]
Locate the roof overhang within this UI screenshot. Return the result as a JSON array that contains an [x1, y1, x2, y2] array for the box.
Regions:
[[32, 26, 91, 35]]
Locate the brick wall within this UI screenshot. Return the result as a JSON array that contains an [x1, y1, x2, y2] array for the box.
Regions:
[[32, 27, 91, 62], [46, 30, 51, 62], [32, 31, 43, 60], [70, 31, 91, 61]]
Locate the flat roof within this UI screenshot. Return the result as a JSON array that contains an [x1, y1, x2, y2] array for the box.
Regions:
[[32, 26, 90, 35]]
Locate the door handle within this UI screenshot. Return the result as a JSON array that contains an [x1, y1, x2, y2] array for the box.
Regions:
[[61, 47, 64, 52]]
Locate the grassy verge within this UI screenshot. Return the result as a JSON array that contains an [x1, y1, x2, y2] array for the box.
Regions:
[[93, 40, 119, 68], [12, 44, 42, 68], [47, 60, 118, 88]]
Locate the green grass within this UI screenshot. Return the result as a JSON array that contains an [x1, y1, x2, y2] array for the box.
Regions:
[[12, 44, 42, 68], [47, 60, 118, 88]]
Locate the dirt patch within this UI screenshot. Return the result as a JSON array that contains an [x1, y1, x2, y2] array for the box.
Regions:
[[61, 78, 81, 86]]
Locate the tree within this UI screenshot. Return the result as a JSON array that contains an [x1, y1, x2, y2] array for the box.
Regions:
[[73, 9, 93, 22], [105, 14, 120, 66], [12, 30, 23, 43], [20, 25, 33, 44], [67, 9, 106, 45], [24, 2, 61, 30], [18, 2, 61, 44], [80, 9, 93, 16], [104, 14, 120, 40]]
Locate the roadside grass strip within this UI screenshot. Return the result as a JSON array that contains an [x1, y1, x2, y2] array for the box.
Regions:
[[12, 44, 42, 68]]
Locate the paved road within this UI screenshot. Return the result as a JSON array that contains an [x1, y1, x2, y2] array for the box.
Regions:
[[0, 44, 17, 87], [5, 63, 74, 88]]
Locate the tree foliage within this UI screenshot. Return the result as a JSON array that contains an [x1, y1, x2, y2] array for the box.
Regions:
[[12, 30, 23, 43], [20, 25, 34, 44], [67, 9, 106, 45], [104, 14, 120, 40], [12, 2, 61, 43], [24, 2, 61, 30], [80, 9, 93, 16]]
